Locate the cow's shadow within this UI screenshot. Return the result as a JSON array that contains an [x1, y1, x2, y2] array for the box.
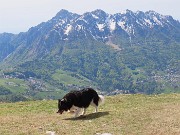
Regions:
[[63, 111, 109, 120]]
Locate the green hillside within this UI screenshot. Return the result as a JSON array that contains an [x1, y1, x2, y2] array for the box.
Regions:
[[0, 38, 179, 102], [0, 9, 180, 100], [0, 69, 98, 102], [0, 94, 180, 135]]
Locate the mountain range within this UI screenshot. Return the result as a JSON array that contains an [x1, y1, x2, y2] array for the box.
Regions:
[[0, 9, 179, 101]]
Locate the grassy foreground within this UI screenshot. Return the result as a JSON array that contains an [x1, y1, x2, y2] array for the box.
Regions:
[[0, 94, 180, 135]]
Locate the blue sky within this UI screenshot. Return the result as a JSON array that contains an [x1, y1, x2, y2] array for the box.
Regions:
[[0, 0, 179, 34]]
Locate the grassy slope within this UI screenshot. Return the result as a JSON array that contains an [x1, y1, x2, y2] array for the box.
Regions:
[[0, 94, 180, 135], [0, 69, 98, 100], [0, 78, 28, 93], [52, 69, 97, 86]]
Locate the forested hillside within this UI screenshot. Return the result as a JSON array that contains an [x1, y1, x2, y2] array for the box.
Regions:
[[0, 9, 179, 101]]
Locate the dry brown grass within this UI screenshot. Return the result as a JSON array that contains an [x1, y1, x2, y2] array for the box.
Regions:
[[0, 94, 180, 135]]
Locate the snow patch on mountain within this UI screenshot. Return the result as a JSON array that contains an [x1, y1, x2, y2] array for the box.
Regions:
[[118, 21, 126, 29], [144, 19, 153, 28], [92, 14, 99, 19], [153, 17, 163, 26], [109, 19, 116, 32], [97, 23, 105, 31], [42, 9, 179, 42], [64, 24, 72, 35]]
